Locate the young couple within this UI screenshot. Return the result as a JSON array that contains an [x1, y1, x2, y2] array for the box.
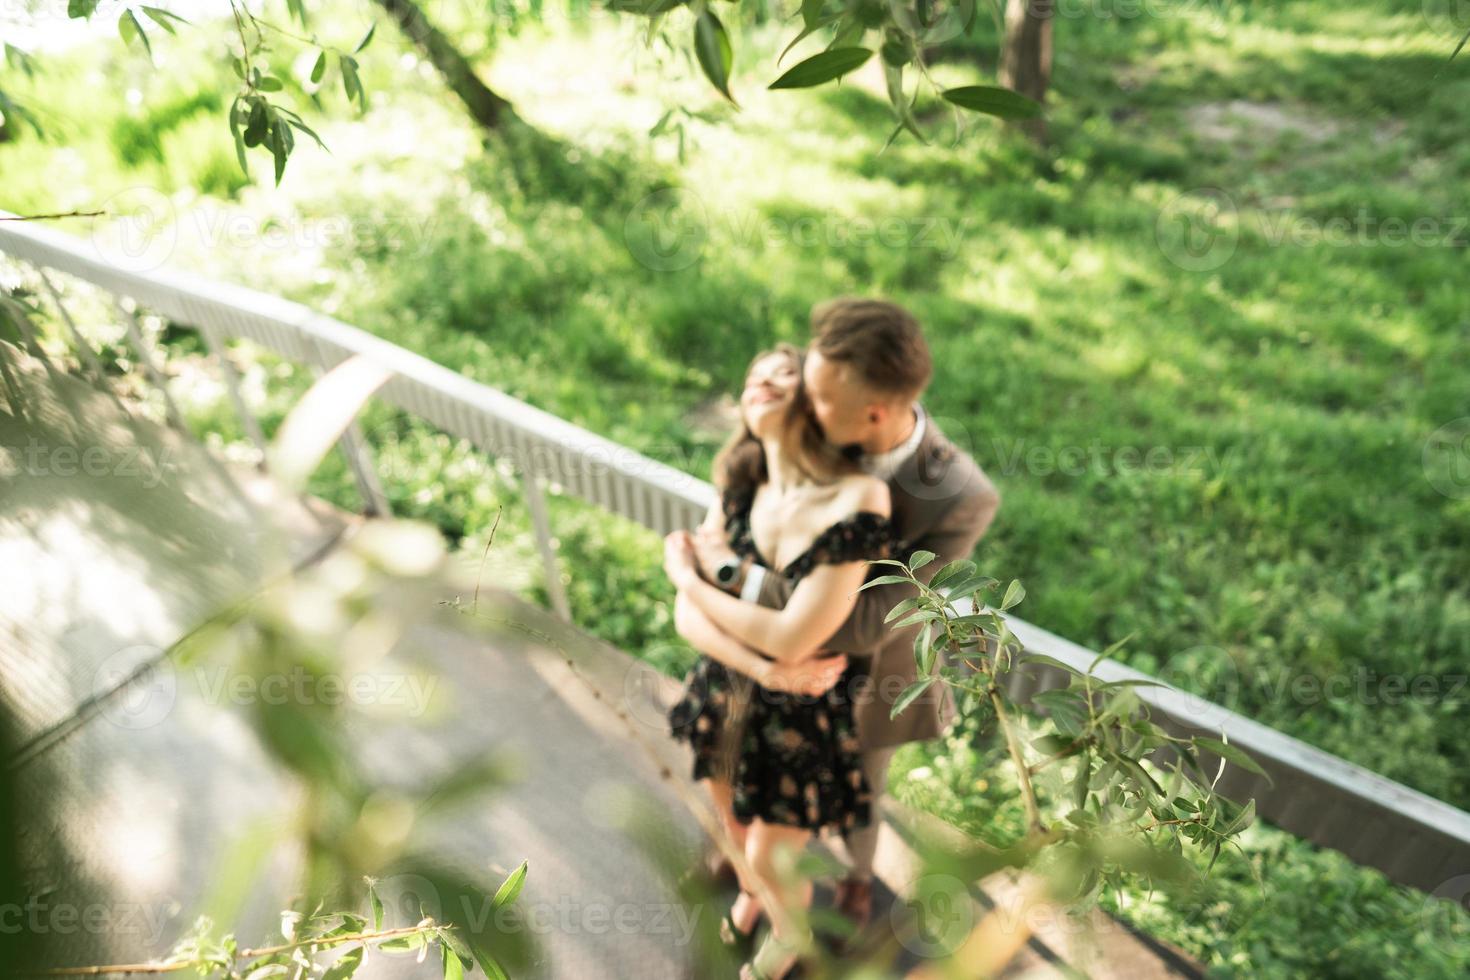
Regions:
[[662, 298, 1000, 979]]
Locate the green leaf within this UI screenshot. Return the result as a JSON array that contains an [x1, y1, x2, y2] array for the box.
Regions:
[[1453, 26, 1469, 62], [801, 0, 825, 30], [1114, 755, 1164, 797], [1021, 652, 1083, 677], [118, 9, 152, 62], [473, 949, 510, 980], [322, 947, 364, 980], [881, 34, 913, 68], [858, 574, 912, 592], [285, 117, 329, 151], [379, 933, 428, 951], [491, 860, 528, 910], [1194, 736, 1272, 784], [1072, 750, 1091, 808], [883, 596, 921, 624], [1033, 689, 1088, 737], [890, 677, 934, 719], [368, 881, 384, 931], [258, 75, 284, 92], [1221, 798, 1256, 835], [1000, 579, 1026, 610], [768, 47, 872, 89], [340, 54, 365, 111], [141, 6, 188, 33], [914, 625, 934, 675], [441, 943, 464, 980], [941, 85, 1041, 119], [354, 22, 377, 54], [229, 97, 249, 177], [694, 10, 735, 104], [907, 549, 937, 571], [928, 559, 976, 591], [68, 1, 100, 18], [1031, 733, 1073, 755], [891, 609, 940, 629], [310, 50, 327, 84], [270, 118, 290, 185], [243, 99, 267, 147]]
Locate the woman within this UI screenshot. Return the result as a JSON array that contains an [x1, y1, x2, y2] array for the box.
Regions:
[[664, 343, 894, 980]]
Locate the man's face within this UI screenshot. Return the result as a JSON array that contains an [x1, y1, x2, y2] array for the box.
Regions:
[[803, 350, 875, 449]]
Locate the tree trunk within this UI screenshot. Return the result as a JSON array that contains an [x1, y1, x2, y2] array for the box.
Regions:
[[370, 0, 521, 131], [999, 0, 1053, 139]]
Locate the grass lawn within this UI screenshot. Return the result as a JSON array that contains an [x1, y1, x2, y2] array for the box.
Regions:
[[4, 1, 1470, 974]]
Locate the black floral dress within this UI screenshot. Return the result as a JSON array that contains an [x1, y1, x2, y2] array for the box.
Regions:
[[668, 484, 895, 833]]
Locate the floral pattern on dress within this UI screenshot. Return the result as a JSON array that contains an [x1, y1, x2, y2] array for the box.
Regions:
[[668, 483, 895, 832]]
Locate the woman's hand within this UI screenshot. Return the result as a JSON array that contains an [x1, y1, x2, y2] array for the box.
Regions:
[[761, 654, 849, 697], [663, 530, 701, 591]]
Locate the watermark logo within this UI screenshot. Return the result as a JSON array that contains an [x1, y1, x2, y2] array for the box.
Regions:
[[377, 873, 446, 926], [0, 437, 176, 489], [1156, 188, 1238, 272], [1420, 873, 1470, 936], [622, 656, 680, 734], [625, 189, 708, 272], [1424, 417, 1470, 500], [90, 186, 177, 274], [1153, 645, 1242, 722], [1422, 0, 1470, 39], [891, 873, 974, 957], [91, 644, 176, 730]]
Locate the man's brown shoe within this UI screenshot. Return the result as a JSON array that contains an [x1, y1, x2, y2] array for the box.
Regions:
[[833, 877, 874, 941]]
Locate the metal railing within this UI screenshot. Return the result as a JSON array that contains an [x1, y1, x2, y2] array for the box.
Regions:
[[2, 212, 1465, 894]]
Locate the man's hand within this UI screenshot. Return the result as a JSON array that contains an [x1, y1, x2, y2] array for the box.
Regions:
[[662, 530, 701, 591], [762, 654, 848, 697], [692, 524, 741, 591]]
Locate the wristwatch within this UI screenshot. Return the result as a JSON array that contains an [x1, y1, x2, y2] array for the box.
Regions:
[[714, 556, 746, 590]]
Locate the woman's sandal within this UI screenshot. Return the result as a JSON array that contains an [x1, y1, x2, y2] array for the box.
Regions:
[[740, 928, 810, 980], [719, 891, 762, 957]]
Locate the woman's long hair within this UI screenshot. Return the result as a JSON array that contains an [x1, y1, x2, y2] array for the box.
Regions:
[[712, 343, 860, 497]]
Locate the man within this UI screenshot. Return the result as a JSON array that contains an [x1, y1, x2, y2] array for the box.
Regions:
[[694, 297, 1001, 935]]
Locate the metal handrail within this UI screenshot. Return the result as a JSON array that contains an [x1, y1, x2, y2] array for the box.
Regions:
[[1, 212, 1464, 894]]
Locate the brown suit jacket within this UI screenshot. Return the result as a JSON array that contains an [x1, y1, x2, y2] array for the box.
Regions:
[[755, 414, 1001, 749]]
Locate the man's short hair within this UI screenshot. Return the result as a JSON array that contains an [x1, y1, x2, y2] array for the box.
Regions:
[[809, 297, 932, 401]]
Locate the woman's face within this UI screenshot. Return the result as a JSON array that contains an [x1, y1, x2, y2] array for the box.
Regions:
[[740, 351, 801, 438]]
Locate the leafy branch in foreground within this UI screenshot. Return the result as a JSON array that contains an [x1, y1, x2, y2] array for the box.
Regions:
[[866, 551, 1266, 904], [20, 863, 527, 979]]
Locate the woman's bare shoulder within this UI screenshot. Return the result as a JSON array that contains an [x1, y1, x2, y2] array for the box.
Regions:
[[836, 472, 891, 516]]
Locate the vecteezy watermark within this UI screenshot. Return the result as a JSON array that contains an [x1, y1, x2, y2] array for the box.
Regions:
[[90, 649, 441, 730], [986, 437, 1238, 479], [1421, 874, 1470, 933], [623, 188, 974, 272], [1152, 646, 1466, 721], [1158, 189, 1470, 271], [85, 185, 440, 274], [891, 873, 975, 957], [1155, 188, 1240, 272], [1421, 0, 1470, 39], [0, 437, 177, 489], [374, 874, 702, 945], [92, 645, 177, 731], [189, 665, 440, 717], [1048, 0, 1231, 19], [0, 898, 175, 947], [1423, 417, 1470, 500]]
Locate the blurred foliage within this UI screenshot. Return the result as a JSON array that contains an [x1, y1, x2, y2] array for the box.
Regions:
[[4, 0, 1470, 973]]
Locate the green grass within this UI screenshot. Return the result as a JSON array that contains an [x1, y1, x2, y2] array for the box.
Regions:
[[891, 728, 1470, 978], [5, 1, 1470, 973]]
